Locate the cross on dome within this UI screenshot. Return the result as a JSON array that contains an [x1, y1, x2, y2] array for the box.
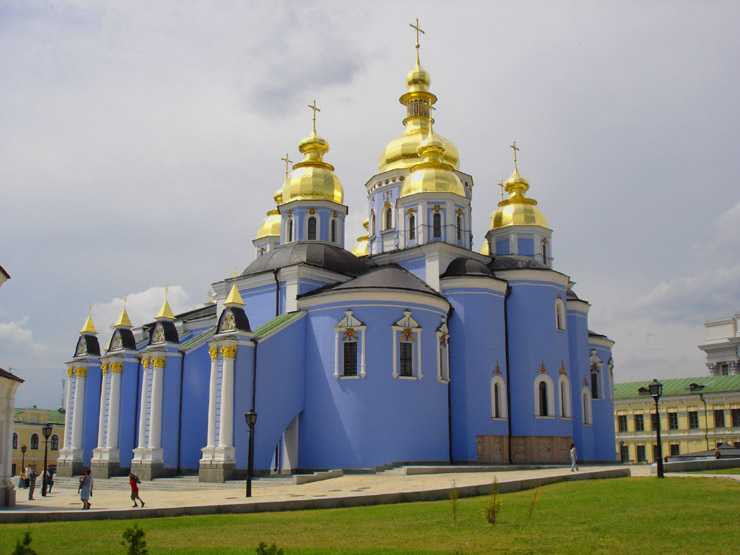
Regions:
[[307, 100, 321, 134], [510, 140, 520, 170], [409, 18, 425, 63], [281, 153, 293, 179]]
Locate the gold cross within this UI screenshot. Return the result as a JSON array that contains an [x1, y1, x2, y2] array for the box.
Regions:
[[123, 295, 128, 307], [281, 153, 292, 179], [410, 18, 425, 48], [510, 140, 520, 169], [307, 100, 320, 133], [498, 179, 504, 201]]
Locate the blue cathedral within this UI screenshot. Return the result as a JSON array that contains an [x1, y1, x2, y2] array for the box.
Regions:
[[57, 28, 617, 480]]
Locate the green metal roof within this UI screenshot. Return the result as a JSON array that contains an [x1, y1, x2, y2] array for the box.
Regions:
[[180, 327, 217, 351], [253, 311, 306, 341], [614, 375, 740, 400], [15, 408, 66, 424]]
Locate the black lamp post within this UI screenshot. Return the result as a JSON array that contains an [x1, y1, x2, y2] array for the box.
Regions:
[[21, 445, 27, 484], [41, 424, 53, 496], [648, 379, 664, 478], [245, 409, 258, 498]]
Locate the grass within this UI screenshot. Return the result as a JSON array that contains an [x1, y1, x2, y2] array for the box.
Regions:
[[690, 467, 740, 475], [1, 477, 738, 554]]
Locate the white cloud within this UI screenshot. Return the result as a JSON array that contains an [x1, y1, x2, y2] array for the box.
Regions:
[[0, 317, 45, 354]]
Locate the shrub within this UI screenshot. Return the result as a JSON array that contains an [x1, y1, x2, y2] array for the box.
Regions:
[[256, 541, 284, 555], [12, 531, 37, 555], [449, 480, 460, 525], [482, 477, 502, 524], [121, 523, 148, 555]]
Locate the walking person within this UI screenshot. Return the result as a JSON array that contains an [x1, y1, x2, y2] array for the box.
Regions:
[[129, 473, 145, 508], [26, 467, 38, 500], [570, 443, 579, 472], [78, 468, 94, 510], [46, 468, 55, 493]]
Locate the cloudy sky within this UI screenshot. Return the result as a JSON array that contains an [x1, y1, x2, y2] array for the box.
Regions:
[[2, 0, 739, 409]]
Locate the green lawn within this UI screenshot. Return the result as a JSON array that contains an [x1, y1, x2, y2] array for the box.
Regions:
[[690, 468, 740, 475], [1, 477, 738, 554]]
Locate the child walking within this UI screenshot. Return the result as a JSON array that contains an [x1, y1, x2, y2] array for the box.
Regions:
[[129, 473, 145, 507]]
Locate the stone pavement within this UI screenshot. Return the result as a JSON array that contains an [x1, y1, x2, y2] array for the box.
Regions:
[[0, 465, 639, 523]]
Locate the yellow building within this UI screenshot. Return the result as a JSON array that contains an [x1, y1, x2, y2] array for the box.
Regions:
[[11, 407, 65, 476], [613, 376, 740, 463]]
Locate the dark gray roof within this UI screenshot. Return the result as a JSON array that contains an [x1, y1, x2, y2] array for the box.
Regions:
[[0, 265, 9, 280], [243, 242, 368, 277], [0, 368, 23, 382], [74, 334, 101, 357], [489, 255, 548, 271], [566, 287, 580, 301], [301, 264, 443, 299], [441, 257, 494, 278]]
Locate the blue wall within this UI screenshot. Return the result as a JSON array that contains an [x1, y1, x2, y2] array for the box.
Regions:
[[179, 344, 211, 469]]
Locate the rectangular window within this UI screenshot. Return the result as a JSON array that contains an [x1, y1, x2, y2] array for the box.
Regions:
[[670, 444, 680, 456], [668, 412, 678, 430], [652, 444, 660, 462], [714, 409, 725, 428], [400, 342, 413, 377], [636, 445, 646, 463], [343, 342, 358, 377], [591, 371, 599, 399], [618, 415, 627, 432], [651, 412, 659, 431], [688, 411, 699, 429], [620, 444, 628, 463], [732, 409, 740, 428], [634, 414, 644, 432]]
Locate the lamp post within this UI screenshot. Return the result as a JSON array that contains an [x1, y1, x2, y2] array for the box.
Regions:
[[21, 445, 27, 485], [648, 379, 664, 478], [41, 424, 53, 496], [245, 409, 258, 498]]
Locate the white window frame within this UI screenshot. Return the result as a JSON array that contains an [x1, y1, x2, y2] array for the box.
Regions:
[[491, 376, 507, 420], [286, 216, 295, 243], [334, 310, 366, 379], [383, 205, 394, 231], [304, 213, 320, 241], [534, 374, 555, 418], [436, 317, 450, 383], [558, 373, 572, 418], [582, 387, 593, 425], [555, 296, 566, 331], [392, 310, 422, 380]]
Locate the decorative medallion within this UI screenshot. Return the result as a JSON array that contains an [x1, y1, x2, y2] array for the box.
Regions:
[[456, 208, 463, 215], [76, 339, 87, 357], [407, 208, 415, 215], [559, 361, 567, 375], [221, 309, 236, 332], [493, 362, 502, 375], [343, 328, 357, 340], [401, 328, 415, 341], [309, 207, 316, 214], [433, 204, 441, 212], [111, 332, 123, 351], [439, 334, 448, 346], [583, 378, 589, 387], [153, 323, 165, 344], [538, 361, 548, 374]]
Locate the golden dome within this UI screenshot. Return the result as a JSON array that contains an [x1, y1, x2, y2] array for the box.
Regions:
[[401, 129, 465, 198], [282, 128, 343, 204], [351, 218, 369, 257], [377, 53, 459, 172], [255, 209, 281, 239], [480, 241, 490, 256], [490, 164, 549, 230]]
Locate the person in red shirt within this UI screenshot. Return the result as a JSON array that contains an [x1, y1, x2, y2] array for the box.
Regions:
[[129, 473, 145, 508]]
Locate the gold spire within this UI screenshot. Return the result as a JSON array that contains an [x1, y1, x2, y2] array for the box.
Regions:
[[378, 19, 459, 172], [351, 218, 369, 257], [489, 142, 549, 230], [156, 288, 175, 320], [114, 297, 133, 328], [281, 101, 344, 204], [80, 305, 97, 334], [225, 281, 245, 306]]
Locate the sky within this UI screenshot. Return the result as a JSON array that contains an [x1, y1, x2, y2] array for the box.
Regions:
[[2, 0, 739, 409]]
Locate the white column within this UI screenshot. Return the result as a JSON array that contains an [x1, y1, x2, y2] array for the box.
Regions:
[[96, 364, 108, 449], [148, 356, 165, 449], [206, 348, 219, 449], [106, 363, 123, 450], [217, 346, 236, 449], [62, 368, 74, 450], [136, 359, 149, 449], [71, 367, 87, 451]]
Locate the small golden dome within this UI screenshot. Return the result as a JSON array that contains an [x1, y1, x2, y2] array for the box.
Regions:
[[225, 282, 245, 306], [255, 209, 281, 239], [80, 315, 96, 334], [401, 128, 465, 198], [114, 307, 133, 328], [351, 219, 369, 257], [282, 122, 343, 204], [480, 241, 490, 256], [490, 166, 549, 230], [406, 63, 431, 93]]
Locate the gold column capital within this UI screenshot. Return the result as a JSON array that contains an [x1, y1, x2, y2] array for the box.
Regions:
[[75, 367, 88, 378], [100, 363, 108, 374], [152, 357, 166, 369], [66, 368, 74, 378], [142, 358, 150, 369], [221, 346, 238, 359], [208, 347, 219, 361], [110, 363, 124, 373]]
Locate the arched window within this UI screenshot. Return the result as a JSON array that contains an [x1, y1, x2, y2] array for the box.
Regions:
[[384, 207, 393, 230], [582, 389, 593, 425], [558, 374, 572, 418], [12, 433, 17, 449], [287, 218, 294, 242], [408, 214, 416, 240], [433, 212, 442, 238], [330, 218, 337, 243], [307, 216, 317, 240], [30, 433, 39, 450], [542, 238, 549, 263], [370, 213, 375, 236], [555, 297, 566, 331], [491, 376, 507, 420], [534, 375, 555, 417], [456, 214, 462, 241], [50, 434, 59, 450], [436, 317, 450, 383]]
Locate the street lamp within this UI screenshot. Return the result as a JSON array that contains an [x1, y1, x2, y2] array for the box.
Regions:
[[245, 409, 258, 498], [41, 424, 53, 496], [648, 379, 664, 478], [21, 445, 27, 482]]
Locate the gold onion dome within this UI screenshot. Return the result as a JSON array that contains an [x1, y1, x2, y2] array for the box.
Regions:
[[401, 127, 465, 198], [377, 29, 459, 172], [256, 189, 283, 239], [490, 155, 549, 230], [351, 218, 369, 257], [281, 102, 343, 204]]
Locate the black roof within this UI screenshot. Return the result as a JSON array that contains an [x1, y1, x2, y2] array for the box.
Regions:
[[148, 321, 180, 345], [74, 335, 101, 357], [108, 328, 137, 352], [301, 264, 443, 299], [243, 242, 368, 278], [489, 255, 548, 271], [441, 257, 494, 278]]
